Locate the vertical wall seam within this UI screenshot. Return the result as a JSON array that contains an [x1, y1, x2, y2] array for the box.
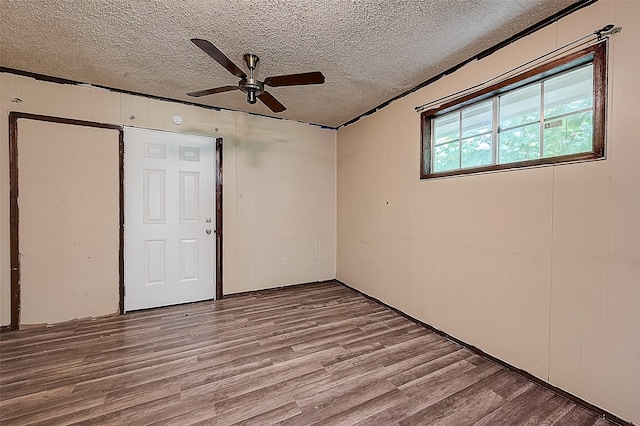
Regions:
[[579, 165, 587, 395], [601, 3, 617, 406], [315, 127, 320, 281], [334, 129, 338, 279], [548, 167, 555, 381], [234, 113, 239, 293]]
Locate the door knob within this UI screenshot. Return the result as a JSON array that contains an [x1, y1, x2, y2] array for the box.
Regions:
[[206, 229, 212, 235]]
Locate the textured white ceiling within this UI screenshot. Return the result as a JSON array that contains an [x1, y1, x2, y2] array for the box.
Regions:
[[0, 0, 579, 128]]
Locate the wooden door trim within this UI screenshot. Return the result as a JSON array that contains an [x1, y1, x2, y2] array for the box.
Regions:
[[8, 112, 124, 330], [215, 138, 223, 300]]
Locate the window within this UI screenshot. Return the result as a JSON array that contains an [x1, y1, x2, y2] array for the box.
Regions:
[[421, 43, 606, 179]]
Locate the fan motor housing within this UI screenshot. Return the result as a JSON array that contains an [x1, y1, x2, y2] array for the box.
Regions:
[[238, 78, 264, 103], [240, 54, 263, 103]]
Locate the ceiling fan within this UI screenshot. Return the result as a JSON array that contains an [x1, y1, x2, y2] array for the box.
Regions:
[[187, 39, 325, 113]]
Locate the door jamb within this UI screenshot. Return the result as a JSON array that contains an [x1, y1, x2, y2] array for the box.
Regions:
[[215, 137, 223, 300]]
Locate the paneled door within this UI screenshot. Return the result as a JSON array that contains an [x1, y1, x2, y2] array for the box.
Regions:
[[125, 127, 215, 311]]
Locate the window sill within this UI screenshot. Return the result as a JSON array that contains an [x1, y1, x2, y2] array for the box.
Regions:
[[421, 151, 604, 180]]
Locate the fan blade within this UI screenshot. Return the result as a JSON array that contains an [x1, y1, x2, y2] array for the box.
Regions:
[[191, 39, 247, 79], [264, 71, 325, 87], [187, 85, 238, 97], [258, 91, 286, 113]]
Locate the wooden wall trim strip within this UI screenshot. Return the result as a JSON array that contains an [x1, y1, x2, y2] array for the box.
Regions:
[[8, 113, 20, 330], [0, 68, 336, 130], [593, 38, 607, 158], [9, 112, 122, 131], [118, 131, 125, 314], [334, 279, 633, 426], [215, 138, 223, 299]]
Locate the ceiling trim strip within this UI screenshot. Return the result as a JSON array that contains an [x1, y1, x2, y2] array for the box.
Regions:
[[337, 0, 599, 129], [415, 24, 620, 114], [0, 67, 337, 131]]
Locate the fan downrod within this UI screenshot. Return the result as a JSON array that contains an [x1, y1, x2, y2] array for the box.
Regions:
[[239, 53, 263, 104]]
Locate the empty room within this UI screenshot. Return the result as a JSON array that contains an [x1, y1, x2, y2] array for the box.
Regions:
[[0, 0, 638, 424]]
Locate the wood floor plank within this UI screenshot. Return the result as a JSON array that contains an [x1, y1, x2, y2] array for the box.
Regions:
[[230, 401, 302, 426], [1, 393, 106, 424], [396, 369, 527, 426], [284, 376, 398, 425], [553, 405, 603, 425], [0, 281, 615, 425], [315, 388, 410, 426], [473, 384, 555, 426]]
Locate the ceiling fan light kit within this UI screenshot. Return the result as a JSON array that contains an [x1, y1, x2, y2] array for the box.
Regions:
[[188, 39, 325, 113]]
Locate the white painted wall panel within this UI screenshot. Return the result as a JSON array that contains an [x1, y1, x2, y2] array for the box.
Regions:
[[15, 78, 92, 121], [316, 127, 337, 281], [18, 121, 120, 324], [0, 74, 337, 326], [602, 1, 640, 420], [549, 164, 586, 393], [0, 73, 15, 327], [336, 1, 639, 423]]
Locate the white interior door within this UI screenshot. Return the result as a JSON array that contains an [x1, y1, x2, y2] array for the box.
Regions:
[[125, 127, 215, 311]]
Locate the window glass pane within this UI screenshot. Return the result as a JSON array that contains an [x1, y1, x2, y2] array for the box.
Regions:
[[461, 134, 493, 168], [499, 123, 540, 163], [462, 101, 492, 138], [543, 111, 593, 158], [544, 65, 593, 118], [433, 112, 459, 146], [433, 141, 460, 172], [499, 84, 540, 129]]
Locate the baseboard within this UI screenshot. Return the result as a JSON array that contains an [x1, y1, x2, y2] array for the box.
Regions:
[[335, 279, 633, 426], [223, 279, 336, 299]]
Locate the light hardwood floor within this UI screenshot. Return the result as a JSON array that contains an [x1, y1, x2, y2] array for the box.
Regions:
[[0, 282, 613, 425]]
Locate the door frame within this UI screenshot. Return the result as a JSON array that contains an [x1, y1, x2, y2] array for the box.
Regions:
[[8, 112, 223, 330], [214, 137, 223, 300], [123, 126, 223, 309]]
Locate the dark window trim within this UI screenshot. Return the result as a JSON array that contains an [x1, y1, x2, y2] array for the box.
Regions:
[[421, 42, 607, 179]]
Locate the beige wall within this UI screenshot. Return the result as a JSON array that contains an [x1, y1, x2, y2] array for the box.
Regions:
[[0, 73, 336, 325], [337, 1, 639, 424], [18, 121, 120, 324]]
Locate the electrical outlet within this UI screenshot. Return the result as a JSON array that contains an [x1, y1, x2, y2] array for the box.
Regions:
[[281, 253, 287, 264], [313, 257, 318, 265]]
